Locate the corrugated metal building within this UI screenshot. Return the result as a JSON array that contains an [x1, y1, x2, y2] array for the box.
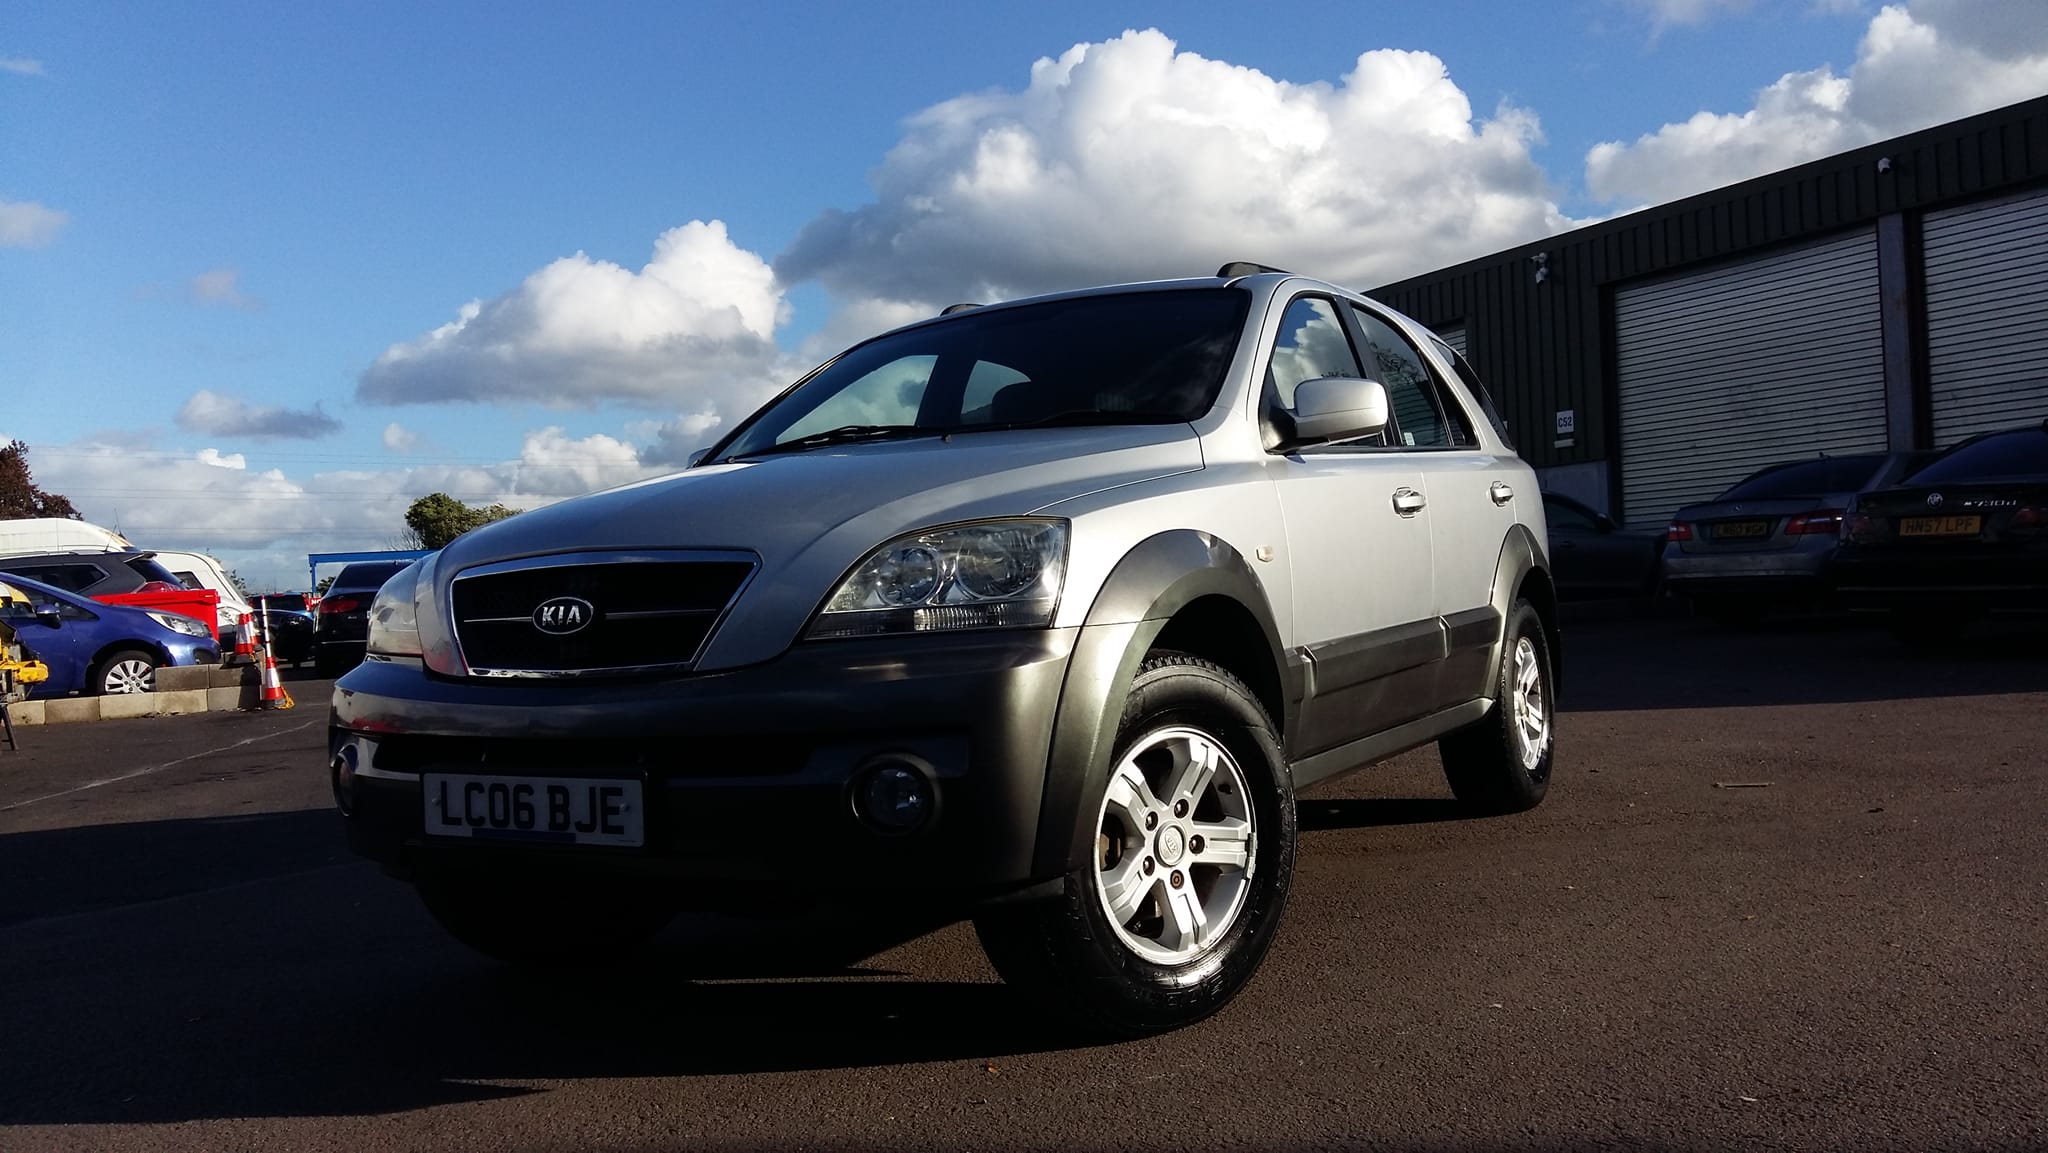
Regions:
[[1371, 96, 2048, 528]]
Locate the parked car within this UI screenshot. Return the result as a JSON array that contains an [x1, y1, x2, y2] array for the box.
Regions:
[[314, 562, 414, 676], [0, 549, 186, 598], [1542, 492, 1663, 599], [153, 549, 256, 647], [0, 570, 221, 695], [327, 266, 1561, 1036], [1834, 422, 2048, 643], [249, 592, 317, 665], [1660, 450, 1934, 623]]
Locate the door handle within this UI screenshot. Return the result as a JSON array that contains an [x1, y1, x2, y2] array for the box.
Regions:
[[1392, 488, 1426, 516], [1490, 481, 1515, 506]]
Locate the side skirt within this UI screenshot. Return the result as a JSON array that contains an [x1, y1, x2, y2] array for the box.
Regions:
[[1288, 697, 1493, 791]]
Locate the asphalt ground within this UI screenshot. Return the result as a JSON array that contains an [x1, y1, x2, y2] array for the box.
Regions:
[[1, 619, 2043, 1152]]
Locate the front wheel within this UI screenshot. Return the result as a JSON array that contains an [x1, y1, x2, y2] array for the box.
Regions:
[[973, 652, 1296, 1038], [95, 649, 159, 695], [1439, 599, 1555, 814], [415, 871, 677, 968]]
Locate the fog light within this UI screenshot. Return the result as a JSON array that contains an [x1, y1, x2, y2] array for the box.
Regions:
[[850, 756, 935, 835], [331, 744, 358, 816]]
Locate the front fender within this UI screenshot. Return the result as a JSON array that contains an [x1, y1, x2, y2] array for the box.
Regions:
[[1030, 530, 1292, 878]]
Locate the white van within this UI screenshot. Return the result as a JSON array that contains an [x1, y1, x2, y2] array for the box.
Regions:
[[151, 550, 255, 640], [0, 518, 133, 556]]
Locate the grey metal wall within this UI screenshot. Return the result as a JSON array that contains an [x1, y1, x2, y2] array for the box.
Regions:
[[1371, 95, 2048, 521], [1922, 186, 2048, 443]]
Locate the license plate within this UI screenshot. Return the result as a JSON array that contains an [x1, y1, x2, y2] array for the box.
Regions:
[[1898, 515, 1981, 537], [423, 773, 644, 847], [1711, 520, 1772, 539]]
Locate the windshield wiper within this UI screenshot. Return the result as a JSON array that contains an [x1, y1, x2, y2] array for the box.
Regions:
[[732, 424, 937, 458]]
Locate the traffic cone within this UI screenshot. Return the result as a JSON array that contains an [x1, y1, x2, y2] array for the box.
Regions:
[[234, 613, 256, 661], [257, 649, 293, 710]]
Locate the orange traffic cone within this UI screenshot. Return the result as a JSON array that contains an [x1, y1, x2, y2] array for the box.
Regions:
[[234, 613, 256, 661], [257, 650, 293, 710]]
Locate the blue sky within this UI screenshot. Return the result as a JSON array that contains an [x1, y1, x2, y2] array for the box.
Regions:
[[4, 1, 2044, 588]]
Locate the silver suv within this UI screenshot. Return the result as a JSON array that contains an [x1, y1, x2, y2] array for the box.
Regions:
[[330, 265, 1559, 1035]]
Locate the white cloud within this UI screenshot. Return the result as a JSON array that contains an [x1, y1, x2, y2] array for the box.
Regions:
[[382, 422, 421, 452], [26, 427, 668, 591], [188, 267, 259, 310], [176, 390, 343, 440], [775, 29, 1579, 307], [1620, 0, 1756, 31], [1587, 0, 2048, 204], [358, 220, 793, 433], [0, 58, 43, 76], [0, 199, 68, 247]]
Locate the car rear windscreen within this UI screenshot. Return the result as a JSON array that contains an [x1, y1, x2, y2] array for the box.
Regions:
[[1906, 429, 2048, 483], [333, 562, 410, 591], [1717, 456, 1884, 501]]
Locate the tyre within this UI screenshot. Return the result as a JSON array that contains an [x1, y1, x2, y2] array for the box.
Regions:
[[415, 870, 677, 968], [95, 649, 159, 695], [1439, 598, 1555, 814], [972, 652, 1296, 1038]]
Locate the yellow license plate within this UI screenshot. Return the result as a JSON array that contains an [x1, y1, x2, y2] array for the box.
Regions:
[[1713, 520, 1772, 539], [1898, 515, 1981, 537]]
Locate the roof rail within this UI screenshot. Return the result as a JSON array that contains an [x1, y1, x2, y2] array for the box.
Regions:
[[939, 302, 983, 316], [1216, 261, 1290, 278]]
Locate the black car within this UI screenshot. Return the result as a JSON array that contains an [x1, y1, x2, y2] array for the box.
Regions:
[[250, 592, 317, 666], [314, 562, 414, 676], [1541, 492, 1664, 599], [1834, 422, 2048, 643]]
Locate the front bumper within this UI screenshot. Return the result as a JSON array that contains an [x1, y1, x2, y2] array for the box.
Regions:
[[329, 628, 1078, 908]]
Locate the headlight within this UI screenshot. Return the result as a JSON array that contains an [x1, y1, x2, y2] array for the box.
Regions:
[[366, 554, 433, 657], [147, 611, 211, 638], [808, 519, 1068, 639]]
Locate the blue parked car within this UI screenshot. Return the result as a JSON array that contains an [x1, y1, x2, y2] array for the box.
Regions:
[[0, 570, 221, 696]]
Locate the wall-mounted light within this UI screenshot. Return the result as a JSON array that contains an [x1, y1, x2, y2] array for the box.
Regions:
[[1876, 155, 1895, 175], [1531, 251, 1551, 285]]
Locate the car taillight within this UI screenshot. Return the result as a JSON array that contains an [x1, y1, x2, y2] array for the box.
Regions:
[[2011, 506, 2047, 532], [318, 596, 361, 615], [1666, 522, 1694, 543], [1785, 508, 1845, 535], [1841, 513, 1881, 542]]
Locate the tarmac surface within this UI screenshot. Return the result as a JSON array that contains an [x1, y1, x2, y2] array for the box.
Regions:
[[1, 619, 2043, 1151]]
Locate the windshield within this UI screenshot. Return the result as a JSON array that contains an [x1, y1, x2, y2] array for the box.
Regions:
[[1717, 456, 1885, 500], [713, 288, 1250, 460], [1906, 427, 2048, 483]]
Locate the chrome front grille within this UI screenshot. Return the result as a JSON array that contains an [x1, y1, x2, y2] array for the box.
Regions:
[[449, 550, 757, 677]]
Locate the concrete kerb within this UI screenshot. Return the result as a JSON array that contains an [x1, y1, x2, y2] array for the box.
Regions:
[[10, 663, 266, 728]]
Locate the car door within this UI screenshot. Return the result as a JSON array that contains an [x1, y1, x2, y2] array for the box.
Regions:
[[2, 596, 93, 695], [1261, 294, 1440, 755], [1345, 308, 1523, 708], [1542, 494, 1617, 594]]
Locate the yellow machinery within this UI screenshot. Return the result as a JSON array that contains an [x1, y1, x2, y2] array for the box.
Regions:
[[2, 578, 52, 751]]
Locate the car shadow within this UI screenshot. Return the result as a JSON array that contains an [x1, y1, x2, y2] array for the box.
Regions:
[[0, 809, 1092, 1125], [1559, 614, 2048, 712], [1297, 796, 1474, 831]]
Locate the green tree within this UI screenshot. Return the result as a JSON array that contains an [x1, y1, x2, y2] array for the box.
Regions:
[[315, 575, 335, 597], [0, 440, 80, 520], [403, 492, 522, 549]]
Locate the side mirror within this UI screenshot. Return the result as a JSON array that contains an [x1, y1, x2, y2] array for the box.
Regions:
[[34, 604, 62, 627], [1594, 513, 1618, 533], [1290, 377, 1389, 446]]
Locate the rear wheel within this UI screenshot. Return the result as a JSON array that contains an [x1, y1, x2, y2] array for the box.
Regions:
[[1440, 599, 1554, 814], [415, 870, 677, 968], [95, 649, 159, 695], [973, 652, 1296, 1038]]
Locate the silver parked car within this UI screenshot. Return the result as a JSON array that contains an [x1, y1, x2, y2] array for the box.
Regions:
[[1661, 451, 1933, 624], [327, 265, 1560, 1036]]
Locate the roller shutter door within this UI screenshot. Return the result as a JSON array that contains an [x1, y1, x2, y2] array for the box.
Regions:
[[1923, 189, 2048, 446], [1434, 325, 1467, 357], [1614, 230, 1887, 528]]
